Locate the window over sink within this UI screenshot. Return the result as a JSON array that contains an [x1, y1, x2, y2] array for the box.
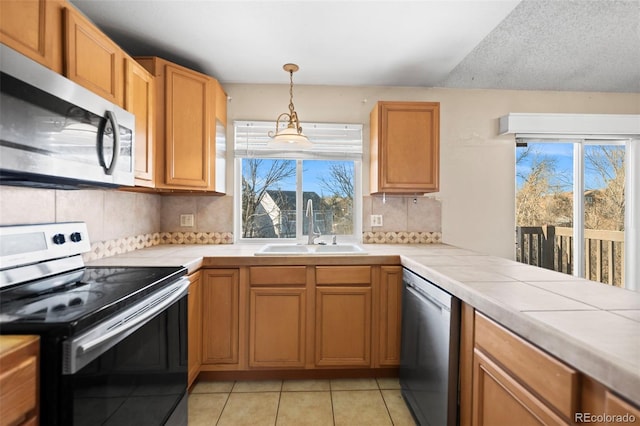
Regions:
[[234, 121, 363, 242]]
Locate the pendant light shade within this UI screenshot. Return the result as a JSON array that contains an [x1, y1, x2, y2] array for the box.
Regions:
[[268, 63, 312, 149]]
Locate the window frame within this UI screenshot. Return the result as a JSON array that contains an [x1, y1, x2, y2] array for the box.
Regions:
[[515, 137, 636, 289], [233, 121, 363, 244]]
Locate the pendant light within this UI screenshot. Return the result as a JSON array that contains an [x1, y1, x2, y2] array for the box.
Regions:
[[268, 63, 312, 149]]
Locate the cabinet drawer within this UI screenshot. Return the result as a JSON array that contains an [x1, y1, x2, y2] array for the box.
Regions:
[[474, 312, 579, 419], [316, 266, 371, 285], [0, 355, 37, 426], [250, 266, 306, 286]]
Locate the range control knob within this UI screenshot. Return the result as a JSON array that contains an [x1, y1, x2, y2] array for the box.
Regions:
[[70, 232, 82, 243], [52, 233, 66, 245]]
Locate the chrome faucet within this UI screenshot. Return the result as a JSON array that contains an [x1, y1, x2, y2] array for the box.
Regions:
[[306, 199, 321, 244]]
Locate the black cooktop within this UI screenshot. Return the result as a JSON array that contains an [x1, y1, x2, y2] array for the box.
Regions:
[[0, 266, 186, 335]]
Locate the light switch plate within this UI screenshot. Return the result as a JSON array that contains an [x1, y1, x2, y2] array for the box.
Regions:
[[180, 214, 195, 227], [370, 214, 383, 227]]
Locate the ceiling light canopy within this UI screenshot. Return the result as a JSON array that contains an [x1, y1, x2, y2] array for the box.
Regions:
[[268, 63, 312, 149]]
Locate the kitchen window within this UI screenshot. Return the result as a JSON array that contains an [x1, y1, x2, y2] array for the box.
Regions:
[[234, 121, 363, 242]]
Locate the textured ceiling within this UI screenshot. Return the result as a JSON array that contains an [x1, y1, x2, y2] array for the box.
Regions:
[[70, 0, 640, 93]]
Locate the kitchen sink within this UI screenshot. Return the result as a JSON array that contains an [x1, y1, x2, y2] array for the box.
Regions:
[[254, 243, 367, 256]]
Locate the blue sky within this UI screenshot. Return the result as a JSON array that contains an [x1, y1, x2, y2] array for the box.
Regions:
[[242, 159, 352, 196], [516, 143, 624, 191]]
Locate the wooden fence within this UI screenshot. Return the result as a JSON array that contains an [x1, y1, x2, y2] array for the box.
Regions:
[[516, 226, 624, 287]]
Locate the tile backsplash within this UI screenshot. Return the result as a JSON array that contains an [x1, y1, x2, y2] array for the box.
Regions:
[[1, 187, 442, 262], [361, 195, 441, 243], [0, 186, 161, 241]]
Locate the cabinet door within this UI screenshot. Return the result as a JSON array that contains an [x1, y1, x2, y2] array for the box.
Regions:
[[0, 0, 63, 72], [604, 391, 640, 425], [202, 269, 239, 365], [370, 101, 440, 194], [213, 80, 227, 194], [378, 266, 402, 366], [315, 286, 371, 367], [187, 271, 202, 387], [472, 349, 567, 425], [0, 336, 39, 426], [249, 287, 306, 368], [164, 64, 212, 189], [64, 7, 124, 106], [125, 57, 155, 187]]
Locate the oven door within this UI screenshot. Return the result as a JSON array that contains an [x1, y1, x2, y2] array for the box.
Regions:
[[60, 280, 189, 426]]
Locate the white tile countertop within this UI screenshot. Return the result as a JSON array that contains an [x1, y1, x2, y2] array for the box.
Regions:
[[88, 243, 640, 404]]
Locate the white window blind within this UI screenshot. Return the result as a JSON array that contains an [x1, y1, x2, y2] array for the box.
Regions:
[[234, 121, 363, 159]]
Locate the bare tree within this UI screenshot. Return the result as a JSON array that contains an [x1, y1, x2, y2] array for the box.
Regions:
[[584, 146, 625, 231], [242, 159, 296, 238], [319, 163, 354, 199], [317, 162, 354, 234], [516, 152, 558, 226]]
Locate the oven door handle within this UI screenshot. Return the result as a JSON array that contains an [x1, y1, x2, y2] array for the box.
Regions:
[[78, 279, 189, 355], [63, 277, 190, 374]]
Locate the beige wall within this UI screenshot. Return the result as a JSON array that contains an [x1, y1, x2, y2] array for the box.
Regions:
[[1, 85, 637, 259], [224, 84, 640, 259]]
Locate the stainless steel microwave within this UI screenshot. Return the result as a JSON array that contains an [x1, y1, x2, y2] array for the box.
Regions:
[[0, 44, 135, 189]]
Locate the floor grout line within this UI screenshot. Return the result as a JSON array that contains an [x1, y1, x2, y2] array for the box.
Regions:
[[193, 379, 406, 426]]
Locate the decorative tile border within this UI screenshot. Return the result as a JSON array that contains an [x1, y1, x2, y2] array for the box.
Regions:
[[85, 230, 437, 262], [83, 232, 162, 262], [160, 232, 234, 245], [362, 231, 442, 244], [83, 232, 234, 262]]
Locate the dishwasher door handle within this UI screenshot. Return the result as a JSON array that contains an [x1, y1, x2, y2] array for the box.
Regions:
[[405, 282, 451, 312]]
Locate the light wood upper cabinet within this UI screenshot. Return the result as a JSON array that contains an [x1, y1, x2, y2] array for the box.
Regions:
[[135, 57, 225, 192], [0, 0, 64, 73], [187, 271, 202, 388], [64, 7, 124, 106], [213, 79, 227, 194], [370, 101, 440, 194], [201, 269, 240, 366], [125, 57, 155, 187]]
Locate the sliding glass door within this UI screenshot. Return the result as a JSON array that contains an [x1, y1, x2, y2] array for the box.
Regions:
[[515, 139, 630, 289]]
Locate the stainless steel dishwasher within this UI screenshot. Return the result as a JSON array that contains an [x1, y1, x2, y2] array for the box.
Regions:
[[400, 268, 460, 426]]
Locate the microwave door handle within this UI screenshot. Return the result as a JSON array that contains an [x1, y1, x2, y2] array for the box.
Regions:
[[98, 110, 120, 175]]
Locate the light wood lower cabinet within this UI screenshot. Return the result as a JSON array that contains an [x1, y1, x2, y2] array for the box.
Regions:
[[315, 286, 372, 367], [187, 271, 202, 387], [461, 305, 640, 426], [315, 266, 372, 367], [472, 348, 567, 425], [377, 265, 402, 367], [0, 335, 39, 426], [198, 264, 399, 374], [249, 287, 306, 368], [201, 269, 240, 366]]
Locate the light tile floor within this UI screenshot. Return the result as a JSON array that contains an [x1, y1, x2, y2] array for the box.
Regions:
[[189, 378, 416, 426]]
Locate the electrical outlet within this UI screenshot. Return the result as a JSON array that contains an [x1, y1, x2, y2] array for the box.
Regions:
[[370, 214, 383, 227], [180, 214, 195, 227]]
